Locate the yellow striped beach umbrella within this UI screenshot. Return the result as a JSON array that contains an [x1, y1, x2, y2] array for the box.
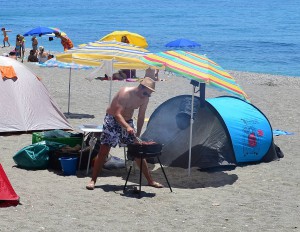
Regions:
[[141, 50, 249, 101], [56, 41, 150, 69], [56, 41, 152, 103]]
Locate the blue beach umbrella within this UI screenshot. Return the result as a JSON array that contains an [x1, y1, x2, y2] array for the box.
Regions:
[[38, 58, 93, 114], [165, 38, 201, 48], [23, 26, 57, 36]]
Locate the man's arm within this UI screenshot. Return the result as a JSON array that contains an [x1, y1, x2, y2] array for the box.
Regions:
[[136, 100, 148, 137], [114, 109, 134, 134]]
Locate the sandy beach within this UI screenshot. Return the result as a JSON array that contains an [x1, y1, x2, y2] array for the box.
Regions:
[[1, 47, 299, 232]]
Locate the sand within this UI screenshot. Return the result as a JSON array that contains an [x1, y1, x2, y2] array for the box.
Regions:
[[0, 47, 299, 232]]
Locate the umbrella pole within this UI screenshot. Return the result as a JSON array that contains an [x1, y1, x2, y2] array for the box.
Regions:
[[67, 68, 71, 114], [108, 61, 113, 104], [188, 85, 195, 176], [200, 83, 206, 107]]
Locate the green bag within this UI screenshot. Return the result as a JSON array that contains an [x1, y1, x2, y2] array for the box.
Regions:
[[13, 143, 50, 170]]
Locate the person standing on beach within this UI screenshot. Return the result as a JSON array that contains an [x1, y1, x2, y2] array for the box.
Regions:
[[86, 77, 163, 190], [144, 67, 160, 81], [31, 36, 38, 53], [16, 34, 25, 60], [1, 28, 11, 47], [54, 32, 73, 51], [15, 35, 21, 57]]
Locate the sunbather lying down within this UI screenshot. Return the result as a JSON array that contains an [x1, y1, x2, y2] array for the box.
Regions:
[[96, 72, 127, 81]]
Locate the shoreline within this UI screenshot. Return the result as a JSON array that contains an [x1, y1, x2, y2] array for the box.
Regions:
[[1, 46, 299, 79]]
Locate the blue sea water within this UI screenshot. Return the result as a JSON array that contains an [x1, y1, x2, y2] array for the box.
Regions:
[[2, 0, 300, 77]]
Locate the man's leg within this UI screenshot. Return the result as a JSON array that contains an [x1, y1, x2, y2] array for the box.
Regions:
[[134, 158, 163, 188], [22, 47, 25, 59], [86, 144, 111, 190]]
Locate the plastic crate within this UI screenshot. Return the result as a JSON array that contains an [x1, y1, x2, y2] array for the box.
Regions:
[[32, 132, 83, 147]]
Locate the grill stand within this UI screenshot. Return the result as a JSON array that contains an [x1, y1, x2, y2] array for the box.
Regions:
[[123, 151, 172, 197]]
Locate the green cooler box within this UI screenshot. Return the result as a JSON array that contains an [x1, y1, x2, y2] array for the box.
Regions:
[[32, 131, 83, 147]]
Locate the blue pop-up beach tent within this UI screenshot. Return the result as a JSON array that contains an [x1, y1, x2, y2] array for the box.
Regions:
[[142, 95, 282, 169]]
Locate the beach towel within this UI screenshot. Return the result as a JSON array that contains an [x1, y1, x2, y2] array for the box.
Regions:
[[0, 65, 17, 79]]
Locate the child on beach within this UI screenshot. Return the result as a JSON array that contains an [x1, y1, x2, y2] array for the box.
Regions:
[[1, 27, 11, 47], [27, 49, 38, 62]]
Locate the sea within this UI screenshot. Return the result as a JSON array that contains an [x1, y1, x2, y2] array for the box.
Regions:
[[2, 0, 300, 77]]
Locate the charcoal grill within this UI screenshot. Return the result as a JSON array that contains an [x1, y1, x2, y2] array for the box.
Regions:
[[123, 143, 172, 196]]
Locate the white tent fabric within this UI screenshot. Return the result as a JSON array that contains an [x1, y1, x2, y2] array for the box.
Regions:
[[0, 56, 72, 132]]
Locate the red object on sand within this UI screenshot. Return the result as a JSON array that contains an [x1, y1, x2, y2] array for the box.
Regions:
[[0, 164, 20, 207]]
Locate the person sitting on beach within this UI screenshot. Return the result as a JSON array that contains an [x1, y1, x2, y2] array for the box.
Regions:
[[27, 49, 38, 62], [121, 35, 130, 44], [54, 32, 74, 51], [86, 77, 163, 190], [37, 46, 49, 63], [113, 70, 127, 80], [1, 28, 11, 47], [8, 51, 17, 60]]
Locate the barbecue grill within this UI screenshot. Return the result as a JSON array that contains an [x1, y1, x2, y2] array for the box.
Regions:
[[123, 142, 172, 196]]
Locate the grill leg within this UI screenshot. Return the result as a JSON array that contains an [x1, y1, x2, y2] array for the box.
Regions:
[[123, 165, 132, 192], [139, 156, 143, 197], [157, 156, 172, 192]]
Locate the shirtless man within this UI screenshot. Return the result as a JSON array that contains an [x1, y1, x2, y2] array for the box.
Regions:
[[86, 77, 163, 190]]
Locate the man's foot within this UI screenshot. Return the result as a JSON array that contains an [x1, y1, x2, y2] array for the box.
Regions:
[[148, 181, 164, 188], [86, 181, 95, 190]]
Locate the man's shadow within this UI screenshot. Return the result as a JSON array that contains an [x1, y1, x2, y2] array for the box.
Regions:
[[146, 165, 238, 189], [94, 184, 156, 199]]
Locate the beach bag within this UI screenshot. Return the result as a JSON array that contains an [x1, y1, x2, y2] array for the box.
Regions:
[[13, 144, 50, 170]]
